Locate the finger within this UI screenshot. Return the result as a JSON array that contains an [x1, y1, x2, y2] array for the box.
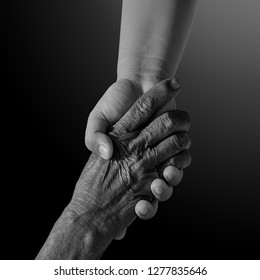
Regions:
[[151, 95, 177, 121], [135, 199, 158, 220], [155, 132, 191, 164], [151, 178, 173, 202], [144, 132, 191, 167], [164, 167, 183, 186], [137, 110, 190, 148], [159, 150, 192, 171], [85, 111, 113, 159], [115, 78, 181, 133], [114, 228, 127, 240], [157, 150, 191, 186]]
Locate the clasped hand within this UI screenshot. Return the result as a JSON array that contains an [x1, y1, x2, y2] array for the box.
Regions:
[[36, 79, 192, 259], [85, 78, 192, 239], [71, 78, 191, 238]]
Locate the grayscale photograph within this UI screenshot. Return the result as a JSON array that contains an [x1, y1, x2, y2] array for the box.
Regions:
[[3, 0, 260, 260]]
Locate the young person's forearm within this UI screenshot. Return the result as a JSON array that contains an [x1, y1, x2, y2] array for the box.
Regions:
[[117, 0, 198, 90]]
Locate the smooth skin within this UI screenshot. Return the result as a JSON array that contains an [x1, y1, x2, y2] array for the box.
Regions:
[[85, 0, 197, 239]]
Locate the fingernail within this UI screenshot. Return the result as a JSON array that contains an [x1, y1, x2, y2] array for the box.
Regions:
[[139, 207, 148, 216], [98, 145, 110, 159], [163, 172, 171, 182], [170, 78, 181, 90], [154, 187, 162, 195], [164, 175, 170, 182]]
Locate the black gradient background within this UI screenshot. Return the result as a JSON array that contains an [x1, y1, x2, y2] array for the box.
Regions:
[[4, 0, 260, 259]]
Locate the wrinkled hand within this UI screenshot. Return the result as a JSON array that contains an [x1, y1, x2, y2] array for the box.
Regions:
[[72, 79, 191, 240], [85, 78, 191, 239]]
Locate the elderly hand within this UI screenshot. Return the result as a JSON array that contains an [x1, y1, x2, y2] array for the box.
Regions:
[[73, 79, 191, 246], [36, 79, 191, 260], [85, 78, 191, 239]]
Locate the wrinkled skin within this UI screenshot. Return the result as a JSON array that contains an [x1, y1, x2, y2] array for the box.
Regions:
[[85, 78, 183, 229], [36, 79, 191, 259], [70, 79, 191, 236]]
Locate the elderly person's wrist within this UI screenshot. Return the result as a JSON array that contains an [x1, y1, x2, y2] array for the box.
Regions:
[[68, 196, 122, 238], [36, 204, 115, 259]]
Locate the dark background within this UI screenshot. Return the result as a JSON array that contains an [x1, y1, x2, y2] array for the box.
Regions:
[[4, 0, 260, 259]]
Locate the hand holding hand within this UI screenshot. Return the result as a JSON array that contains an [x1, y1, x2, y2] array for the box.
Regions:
[[85, 79, 191, 239], [36, 79, 191, 260], [74, 78, 191, 244]]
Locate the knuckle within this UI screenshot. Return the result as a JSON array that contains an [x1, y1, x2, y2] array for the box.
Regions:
[[173, 132, 191, 150], [159, 110, 191, 133], [161, 112, 174, 130], [150, 146, 159, 159], [135, 95, 154, 115], [112, 120, 128, 134], [139, 130, 152, 146], [143, 147, 158, 168]]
